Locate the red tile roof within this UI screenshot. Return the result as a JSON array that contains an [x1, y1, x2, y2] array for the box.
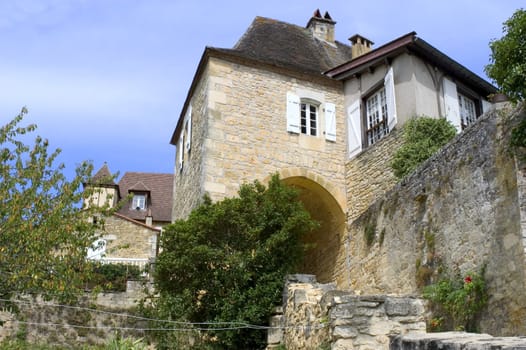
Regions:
[[117, 172, 174, 223]]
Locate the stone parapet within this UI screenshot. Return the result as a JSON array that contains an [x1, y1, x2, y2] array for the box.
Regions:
[[277, 275, 426, 350], [390, 332, 526, 349]]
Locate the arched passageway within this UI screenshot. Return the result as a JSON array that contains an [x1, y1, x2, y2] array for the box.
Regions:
[[281, 175, 346, 284]]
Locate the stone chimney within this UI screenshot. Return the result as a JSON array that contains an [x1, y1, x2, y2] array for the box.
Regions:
[[306, 9, 336, 43], [145, 208, 153, 226], [349, 34, 374, 59]]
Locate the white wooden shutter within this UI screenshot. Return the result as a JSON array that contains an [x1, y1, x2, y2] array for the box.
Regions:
[[178, 136, 184, 172], [286, 92, 300, 133], [482, 99, 493, 114], [347, 100, 362, 158], [185, 106, 192, 152], [384, 67, 397, 131], [443, 77, 461, 133], [325, 102, 336, 142]]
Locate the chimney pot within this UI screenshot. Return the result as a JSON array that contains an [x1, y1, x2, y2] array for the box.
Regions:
[[349, 34, 374, 59], [306, 9, 336, 43]]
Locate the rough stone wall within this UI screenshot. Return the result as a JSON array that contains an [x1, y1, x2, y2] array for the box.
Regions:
[[390, 332, 526, 349], [199, 58, 347, 206], [172, 65, 210, 221], [345, 128, 403, 224], [0, 282, 149, 347], [341, 104, 526, 336], [101, 215, 158, 259], [277, 275, 426, 350]]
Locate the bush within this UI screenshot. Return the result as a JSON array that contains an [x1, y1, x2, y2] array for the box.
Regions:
[[485, 8, 526, 102], [86, 263, 143, 292], [150, 174, 318, 349], [423, 270, 487, 332], [391, 117, 457, 179]]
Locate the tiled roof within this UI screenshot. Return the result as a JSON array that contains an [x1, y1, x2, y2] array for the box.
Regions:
[[117, 172, 174, 223], [222, 16, 354, 75], [90, 163, 117, 186]]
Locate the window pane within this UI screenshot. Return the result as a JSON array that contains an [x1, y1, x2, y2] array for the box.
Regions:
[[458, 93, 477, 129], [300, 102, 317, 136], [366, 88, 390, 146]]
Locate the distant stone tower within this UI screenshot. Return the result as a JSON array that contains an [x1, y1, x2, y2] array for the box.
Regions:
[[83, 163, 119, 209]]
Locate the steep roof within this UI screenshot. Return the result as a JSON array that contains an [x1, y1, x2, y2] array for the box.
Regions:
[[224, 16, 354, 75], [325, 32, 497, 97], [117, 172, 174, 223], [89, 163, 117, 186]]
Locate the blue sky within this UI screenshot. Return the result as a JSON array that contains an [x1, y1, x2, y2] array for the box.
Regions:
[[0, 1, 521, 179]]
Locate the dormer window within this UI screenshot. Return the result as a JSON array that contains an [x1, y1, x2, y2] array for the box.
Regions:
[[132, 194, 146, 211]]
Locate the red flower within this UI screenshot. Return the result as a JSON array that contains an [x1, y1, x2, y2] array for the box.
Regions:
[[464, 276, 472, 284]]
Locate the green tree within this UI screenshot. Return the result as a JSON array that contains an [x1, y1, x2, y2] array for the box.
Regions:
[[391, 117, 457, 179], [0, 109, 110, 302], [485, 8, 526, 102], [152, 175, 317, 349]]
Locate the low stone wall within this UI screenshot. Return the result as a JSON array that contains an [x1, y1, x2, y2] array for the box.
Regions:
[[328, 293, 426, 350], [0, 281, 150, 347], [390, 332, 526, 349], [274, 275, 426, 350]]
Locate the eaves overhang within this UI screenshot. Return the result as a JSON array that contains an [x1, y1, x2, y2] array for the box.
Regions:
[[324, 31, 497, 97]]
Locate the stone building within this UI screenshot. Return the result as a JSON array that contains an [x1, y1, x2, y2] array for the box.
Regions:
[[170, 10, 497, 284], [85, 164, 173, 267]]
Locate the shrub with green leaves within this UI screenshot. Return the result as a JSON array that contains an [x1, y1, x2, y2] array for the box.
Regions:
[[391, 117, 457, 179], [86, 263, 144, 292], [485, 8, 526, 103], [151, 174, 318, 349], [423, 270, 488, 332]]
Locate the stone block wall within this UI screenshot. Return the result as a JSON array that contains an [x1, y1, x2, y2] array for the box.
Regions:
[[390, 332, 526, 349], [203, 58, 347, 200], [339, 104, 526, 335], [276, 275, 426, 350], [101, 215, 158, 260], [345, 128, 403, 223], [0, 282, 150, 347], [173, 56, 349, 221], [172, 65, 210, 221]]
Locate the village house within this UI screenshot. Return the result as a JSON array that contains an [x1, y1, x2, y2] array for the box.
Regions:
[[85, 163, 173, 268], [170, 10, 497, 284]]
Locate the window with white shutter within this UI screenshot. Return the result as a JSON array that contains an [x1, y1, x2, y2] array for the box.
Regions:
[[286, 92, 300, 133], [185, 106, 192, 152], [178, 136, 184, 172], [384, 67, 397, 131], [443, 77, 462, 133], [325, 102, 336, 141], [347, 100, 362, 158], [363, 67, 397, 147]]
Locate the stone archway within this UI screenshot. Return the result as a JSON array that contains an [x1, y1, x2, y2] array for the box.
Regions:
[[270, 170, 346, 284]]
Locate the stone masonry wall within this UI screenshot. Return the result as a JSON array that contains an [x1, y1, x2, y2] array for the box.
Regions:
[[276, 275, 426, 350], [340, 104, 526, 336], [391, 332, 526, 349], [200, 58, 347, 207], [172, 65, 210, 221], [0, 281, 149, 347], [345, 128, 403, 223], [101, 215, 158, 260]]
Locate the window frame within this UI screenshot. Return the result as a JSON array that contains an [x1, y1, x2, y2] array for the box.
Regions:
[[131, 193, 147, 211], [300, 99, 319, 136], [363, 85, 390, 146], [456, 86, 481, 130]]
